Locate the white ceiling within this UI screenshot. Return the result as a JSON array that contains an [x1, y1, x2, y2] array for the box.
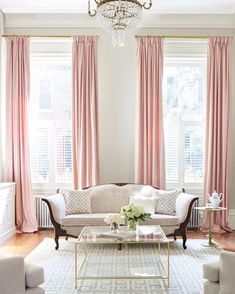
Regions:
[[0, 0, 235, 14]]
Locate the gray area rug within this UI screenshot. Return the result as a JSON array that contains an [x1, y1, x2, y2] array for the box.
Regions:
[[26, 238, 220, 294]]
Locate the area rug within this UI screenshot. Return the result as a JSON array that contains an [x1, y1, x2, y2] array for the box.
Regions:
[[25, 238, 220, 294]]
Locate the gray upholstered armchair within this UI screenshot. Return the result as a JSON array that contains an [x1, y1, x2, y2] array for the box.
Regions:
[[203, 251, 235, 294], [0, 253, 45, 294]]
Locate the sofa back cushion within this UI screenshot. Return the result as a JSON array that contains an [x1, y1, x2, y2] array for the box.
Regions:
[[90, 184, 151, 213], [129, 195, 157, 215], [155, 189, 182, 215], [59, 188, 92, 215]]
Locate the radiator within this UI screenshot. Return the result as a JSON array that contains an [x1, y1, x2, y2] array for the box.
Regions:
[[188, 199, 199, 230], [35, 196, 53, 228]]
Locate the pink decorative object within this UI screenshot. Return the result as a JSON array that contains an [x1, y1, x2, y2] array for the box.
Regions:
[[203, 37, 232, 232], [5, 37, 38, 232], [72, 36, 99, 189], [135, 37, 166, 189]]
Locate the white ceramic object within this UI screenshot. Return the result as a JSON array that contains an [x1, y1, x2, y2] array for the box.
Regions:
[[208, 191, 224, 208]]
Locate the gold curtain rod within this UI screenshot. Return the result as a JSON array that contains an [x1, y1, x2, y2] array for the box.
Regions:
[[135, 35, 209, 39], [2, 34, 99, 38]]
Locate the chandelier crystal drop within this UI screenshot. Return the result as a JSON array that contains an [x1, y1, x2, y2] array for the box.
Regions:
[[88, 0, 152, 47]]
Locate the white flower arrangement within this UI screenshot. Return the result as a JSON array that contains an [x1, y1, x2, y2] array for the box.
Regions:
[[104, 213, 125, 226], [120, 203, 151, 222]]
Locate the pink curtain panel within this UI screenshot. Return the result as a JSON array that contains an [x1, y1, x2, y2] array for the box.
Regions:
[[203, 36, 232, 232], [5, 37, 38, 233], [135, 37, 166, 189], [72, 36, 99, 189]]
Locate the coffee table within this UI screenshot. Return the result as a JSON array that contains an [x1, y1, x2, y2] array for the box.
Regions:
[[74, 225, 170, 289]]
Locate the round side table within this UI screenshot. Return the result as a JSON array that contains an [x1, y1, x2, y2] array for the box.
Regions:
[[194, 206, 227, 247]]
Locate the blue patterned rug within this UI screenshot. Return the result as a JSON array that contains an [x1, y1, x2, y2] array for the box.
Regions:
[[26, 238, 220, 294]]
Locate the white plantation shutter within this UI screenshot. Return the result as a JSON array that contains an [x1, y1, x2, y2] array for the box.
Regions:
[[183, 122, 204, 184], [165, 118, 180, 184], [30, 128, 49, 183], [56, 128, 72, 183]]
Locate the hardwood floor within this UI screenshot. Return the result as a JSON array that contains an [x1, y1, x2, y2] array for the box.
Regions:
[[0, 229, 235, 256]]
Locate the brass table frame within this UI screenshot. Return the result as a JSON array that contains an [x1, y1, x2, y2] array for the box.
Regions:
[[195, 206, 227, 247], [74, 226, 170, 289]]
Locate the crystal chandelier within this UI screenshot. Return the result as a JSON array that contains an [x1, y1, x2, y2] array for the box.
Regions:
[[88, 0, 152, 47]]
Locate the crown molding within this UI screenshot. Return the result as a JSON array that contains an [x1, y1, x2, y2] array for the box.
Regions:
[[2, 8, 235, 14], [3, 13, 235, 29]]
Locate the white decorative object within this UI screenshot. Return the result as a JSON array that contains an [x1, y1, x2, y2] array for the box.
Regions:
[[100, 230, 136, 240], [59, 188, 92, 215], [104, 213, 124, 231], [155, 189, 182, 215], [88, 0, 152, 47], [208, 191, 224, 208], [129, 195, 157, 215], [0, 183, 16, 244], [140, 186, 155, 197]]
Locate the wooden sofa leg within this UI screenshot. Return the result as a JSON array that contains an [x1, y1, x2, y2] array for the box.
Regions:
[[174, 236, 177, 241], [118, 244, 122, 250], [182, 234, 187, 249], [55, 235, 59, 250]]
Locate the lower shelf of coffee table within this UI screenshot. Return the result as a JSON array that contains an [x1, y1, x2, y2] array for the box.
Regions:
[[77, 254, 168, 280]]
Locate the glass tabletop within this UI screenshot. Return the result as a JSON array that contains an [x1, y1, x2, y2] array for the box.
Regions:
[[76, 225, 169, 244]]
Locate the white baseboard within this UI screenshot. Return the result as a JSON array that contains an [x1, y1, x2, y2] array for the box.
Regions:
[[229, 209, 235, 230], [0, 228, 16, 245]]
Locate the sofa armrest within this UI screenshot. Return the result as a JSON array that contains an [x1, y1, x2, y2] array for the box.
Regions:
[[175, 193, 198, 224], [0, 254, 25, 294], [42, 193, 66, 225], [220, 251, 235, 293], [25, 263, 44, 288], [203, 260, 220, 282]]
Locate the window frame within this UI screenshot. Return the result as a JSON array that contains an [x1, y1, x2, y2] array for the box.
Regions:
[[30, 39, 73, 191], [163, 39, 207, 192]]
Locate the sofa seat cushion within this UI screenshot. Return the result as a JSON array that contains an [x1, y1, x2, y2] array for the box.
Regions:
[[62, 213, 110, 227], [203, 260, 220, 282], [141, 214, 179, 226], [25, 263, 44, 288], [61, 213, 179, 227]]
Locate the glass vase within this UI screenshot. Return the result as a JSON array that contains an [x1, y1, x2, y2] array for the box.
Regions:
[[128, 219, 139, 232], [110, 222, 119, 233]]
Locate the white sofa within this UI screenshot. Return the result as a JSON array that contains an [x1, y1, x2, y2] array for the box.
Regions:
[[203, 251, 235, 294], [43, 183, 198, 250], [0, 254, 44, 294]]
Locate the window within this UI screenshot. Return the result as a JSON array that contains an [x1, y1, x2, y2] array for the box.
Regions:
[[163, 39, 207, 190], [30, 128, 49, 183], [29, 39, 72, 189], [39, 78, 52, 111]]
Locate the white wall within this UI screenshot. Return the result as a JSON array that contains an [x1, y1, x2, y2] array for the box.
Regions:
[[2, 16, 235, 226], [0, 11, 4, 182]]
